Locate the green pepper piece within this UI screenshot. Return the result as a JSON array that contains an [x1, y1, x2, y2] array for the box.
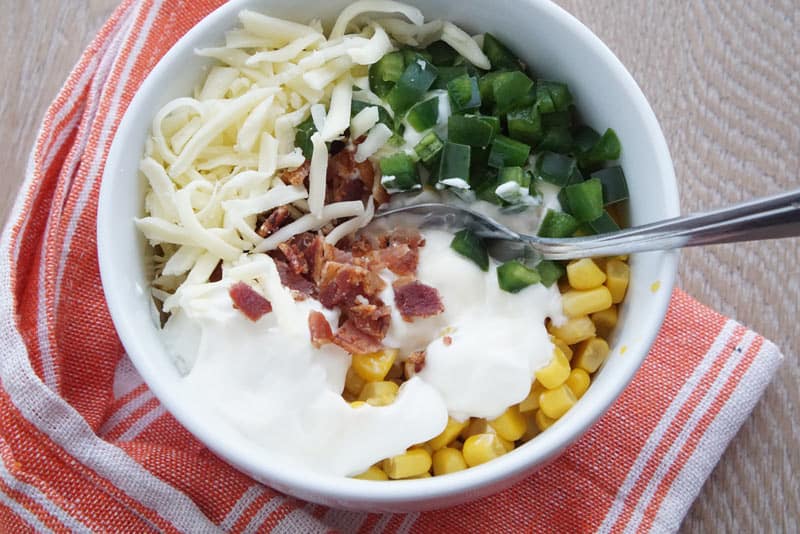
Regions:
[[579, 128, 622, 169], [534, 84, 556, 114], [563, 177, 604, 222], [537, 81, 573, 112], [386, 58, 439, 116], [402, 48, 434, 66], [492, 71, 535, 115], [538, 127, 573, 153], [447, 74, 481, 112], [432, 65, 469, 89], [572, 125, 601, 154], [294, 117, 316, 158], [379, 153, 420, 191], [497, 260, 541, 293], [368, 51, 404, 97], [494, 166, 531, 204], [538, 209, 579, 238], [535, 260, 566, 288], [406, 98, 440, 132], [427, 40, 459, 66], [478, 71, 503, 107], [448, 115, 494, 147], [541, 110, 572, 129], [451, 229, 489, 271], [507, 106, 542, 145], [474, 115, 501, 139], [438, 142, 472, 186], [482, 33, 521, 70], [535, 152, 577, 186], [414, 131, 445, 164], [587, 210, 621, 234], [591, 166, 629, 205], [350, 100, 394, 127], [488, 135, 531, 168]]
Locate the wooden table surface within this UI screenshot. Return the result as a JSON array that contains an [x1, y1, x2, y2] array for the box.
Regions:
[[2, 1, 798, 531]]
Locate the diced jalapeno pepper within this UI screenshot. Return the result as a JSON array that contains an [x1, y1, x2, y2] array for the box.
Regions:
[[350, 100, 394, 128], [482, 33, 521, 70], [587, 210, 622, 234], [491, 71, 535, 115], [537, 81, 573, 112], [448, 115, 494, 147], [538, 209, 579, 238], [385, 58, 439, 116], [451, 229, 489, 271], [368, 51, 404, 97], [578, 128, 621, 169], [534, 152, 577, 186], [535, 260, 566, 287], [591, 166, 629, 205], [433, 65, 469, 89], [497, 260, 541, 293], [294, 117, 316, 158], [562, 177, 604, 222], [538, 127, 572, 153], [447, 74, 481, 112], [488, 135, 531, 168], [379, 153, 420, 191], [406, 98, 440, 132], [572, 125, 601, 154], [427, 40, 459, 66], [507, 106, 542, 145], [438, 142, 471, 185]]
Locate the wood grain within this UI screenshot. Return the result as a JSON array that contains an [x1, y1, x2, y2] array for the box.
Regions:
[[1, 0, 797, 531]]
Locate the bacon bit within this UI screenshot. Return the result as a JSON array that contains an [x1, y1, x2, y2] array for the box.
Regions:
[[308, 311, 334, 348], [387, 228, 425, 249], [407, 350, 426, 373], [273, 259, 315, 299], [208, 261, 223, 282], [318, 262, 386, 309], [393, 280, 445, 322], [372, 180, 390, 207], [257, 206, 292, 238], [443, 336, 453, 346], [229, 282, 272, 321], [326, 147, 375, 203], [348, 301, 391, 339], [279, 160, 310, 186], [333, 320, 383, 354], [380, 243, 419, 276]]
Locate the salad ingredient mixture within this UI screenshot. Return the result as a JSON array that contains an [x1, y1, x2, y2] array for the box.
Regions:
[[136, 0, 630, 479]]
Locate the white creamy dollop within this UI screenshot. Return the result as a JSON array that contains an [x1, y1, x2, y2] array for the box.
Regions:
[[162, 230, 563, 476]]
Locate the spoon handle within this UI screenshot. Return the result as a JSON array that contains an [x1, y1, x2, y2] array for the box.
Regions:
[[533, 189, 800, 259]]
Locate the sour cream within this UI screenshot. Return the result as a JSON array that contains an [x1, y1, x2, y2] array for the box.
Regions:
[[162, 230, 563, 477]]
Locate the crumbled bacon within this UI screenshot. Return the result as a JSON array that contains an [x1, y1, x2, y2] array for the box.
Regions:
[[443, 336, 453, 346], [348, 301, 391, 339], [229, 282, 272, 321], [326, 147, 375, 203], [279, 160, 310, 186], [308, 311, 334, 348], [257, 206, 292, 238], [318, 262, 386, 309], [209, 261, 223, 282], [332, 320, 383, 354], [393, 280, 444, 321], [273, 259, 315, 298], [380, 243, 419, 276], [407, 350, 426, 373]]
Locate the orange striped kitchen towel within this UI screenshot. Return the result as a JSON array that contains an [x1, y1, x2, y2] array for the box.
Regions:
[[0, 1, 783, 532]]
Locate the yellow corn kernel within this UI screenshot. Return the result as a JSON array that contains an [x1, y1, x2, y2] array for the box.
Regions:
[[498, 435, 514, 452], [539, 384, 577, 419], [535, 347, 571, 389], [408, 472, 432, 479], [573, 337, 610, 373], [566, 368, 591, 398], [519, 381, 546, 412], [353, 466, 388, 480], [411, 443, 434, 456], [561, 286, 613, 318], [567, 258, 607, 290], [428, 417, 469, 450], [359, 381, 399, 406], [591, 305, 618, 339], [432, 447, 468, 476], [490, 405, 527, 441], [462, 434, 507, 467], [344, 367, 366, 397], [383, 448, 432, 479], [352, 349, 398, 382], [548, 316, 596, 345], [521, 412, 540, 441], [534, 409, 556, 431], [605, 259, 630, 304], [450, 439, 464, 450], [349, 401, 367, 408], [550, 336, 573, 361], [460, 418, 492, 440]]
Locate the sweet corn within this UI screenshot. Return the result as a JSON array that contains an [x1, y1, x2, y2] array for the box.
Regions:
[[490, 405, 527, 441], [561, 286, 613, 318], [605, 259, 630, 304], [519, 381, 546, 412], [548, 316, 596, 345], [408, 472, 432, 479], [353, 466, 388, 480], [462, 434, 507, 467], [460, 418, 492, 440], [591, 306, 618, 338], [573, 337, 610, 373], [382, 449, 432, 479], [432, 447, 468, 476], [359, 381, 399, 406], [344, 367, 366, 397], [352, 349, 398, 382], [534, 409, 556, 431], [566, 368, 591, 398], [521, 412, 540, 441], [349, 401, 367, 408], [428, 417, 469, 450], [535, 347, 571, 389], [539, 384, 577, 419], [550, 336, 573, 361], [567, 258, 607, 290]]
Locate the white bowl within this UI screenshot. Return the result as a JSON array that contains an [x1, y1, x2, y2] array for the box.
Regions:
[[98, 0, 679, 512]]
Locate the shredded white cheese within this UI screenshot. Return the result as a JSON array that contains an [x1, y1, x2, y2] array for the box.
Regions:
[[307, 133, 328, 217], [319, 76, 353, 141], [440, 21, 491, 70], [325, 196, 375, 245], [329, 0, 424, 40], [350, 106, 380, 139], [355, 123, 393, 163]]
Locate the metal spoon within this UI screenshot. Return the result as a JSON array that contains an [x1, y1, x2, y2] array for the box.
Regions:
[[373, 189, 800, 260]]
